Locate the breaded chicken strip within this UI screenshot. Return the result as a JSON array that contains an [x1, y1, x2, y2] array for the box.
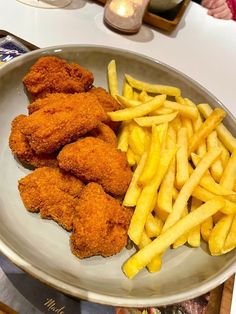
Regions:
[[71, 183, 132, 259], [18, 167, 84, 231], [87, 123, 117, 147], [23, 56, 94, 100], [9, 115, 58, 168], [58, 137, 132, 196], [89, 87, 121, 131], [21, 93, 106, 154]]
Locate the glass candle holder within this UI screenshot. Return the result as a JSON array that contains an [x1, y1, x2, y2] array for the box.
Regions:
[[104, 0, 150, 34]]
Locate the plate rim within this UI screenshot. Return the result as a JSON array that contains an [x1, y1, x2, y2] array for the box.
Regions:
[[0, 44, 236, 307]]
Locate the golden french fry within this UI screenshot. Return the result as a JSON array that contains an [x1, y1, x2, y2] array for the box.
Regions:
[[176, 127, 189, 189], [123, 82, 133, 99], [191, 112, 207, 157], [188, 108, 226, 156], [175, 95, 185, 105], [134, 112, 178, 127], [191, 153, 235, 196], [207, 131, 223, 182], [201, 217, 213, 242], [218, 140, 230, 169], [125, 74, 181, 97], [126, 148, 136, 166], [181, 117, 193, 141], [172, 234, 187, 249], [139, 231, 162, 273], [123, 153, 147, 207], [220, 149, 236, 190], [117, 122, 129, 152], [108, 60, 119, 98], [128, 148, 176, 245], [198, 103, 236, 153], [128, 125, 147, 156], [108, 95, 166, 121], [170, 116, 182, 131], [139, 90, 152, 103], [116, 95, 141, 108], [164, 101, 198, 120], [187, 197, 201, 247], [123, 197, 225, 279], [150, 107, 174, 115], [139, 125, 161, 186], [213, 212, 225, 224], [146, 212, 163, 238], [192, 186, 236, 215], [223, 214, 236, 253], [157, 127, 176, 213], [209, 215, 233, 256], [133, 90, 139, 100], [162, 148, 222, 232]]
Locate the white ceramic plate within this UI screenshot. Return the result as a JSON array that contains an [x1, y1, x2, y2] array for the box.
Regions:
[[0, 45, 235, 307]]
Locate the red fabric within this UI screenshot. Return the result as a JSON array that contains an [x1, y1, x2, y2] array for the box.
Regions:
[[227, 0, 236, 20]]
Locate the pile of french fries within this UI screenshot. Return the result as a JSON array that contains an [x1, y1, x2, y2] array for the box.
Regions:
[[107, 60, 236, 279]]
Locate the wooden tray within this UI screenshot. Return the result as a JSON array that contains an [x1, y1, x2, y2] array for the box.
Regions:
[[94, 0, 190, 32]]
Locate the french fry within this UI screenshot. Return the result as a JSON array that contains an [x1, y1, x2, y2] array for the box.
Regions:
[[123, 197, 225, 279], [188, 108, 226, 156], [201, 217, 213, 242], [176, 127, 189, 189], [207, 131, 223, 182], [123, 82, 133, 99], [134, 112, 178, 127], [209, 215, 233, 256], [123, 153, 147, 207], [220, 149, 236, 190], [157, 126, 176, 213], [116, 95, 141, 108], [172, 234, 187, 249], [198, 103, 236, 153], [146, 212, 163, 238], [139, 90, 152, 102], [139, 231, 162, 273], [150, 107, 174, 115], [223, 214, 236, 253], [126, 148, 136, 166], [164, 101, 198, 120], [162, 148, 222, 232], [133, 90, 140, 100], [170, 115, 182, 131], [128, 148, 176, 245], [192, 112, 207, 157], [191, 153, 235, 196], [187, 198, 201, 247], [117, 122, 129, 152], [128, 125, 147, 156], [108, 60, 119, 98], [192, 186, 236, 215], [139, 125, 161, 186], [181, 117, 193, 141], [218, 140, 230, 169], [108, 95, 166, 121], [213, 212, 225, 224], [125, 74, 181, 97]]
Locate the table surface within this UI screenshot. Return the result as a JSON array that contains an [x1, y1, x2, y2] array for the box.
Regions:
[[0, 0, 236, 312]]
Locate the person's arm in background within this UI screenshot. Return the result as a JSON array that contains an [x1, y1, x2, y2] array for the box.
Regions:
[[192, 0, 233, 19]]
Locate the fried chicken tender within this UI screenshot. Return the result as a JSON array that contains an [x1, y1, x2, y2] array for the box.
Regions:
[[89, 87, 121, 131], [9, 115, 58, 168], [87, 123, 117, 147], [18, 167, 84, 231], [71, 183, 132, 259], [58, 137, 132, 196], [21, 93, 106, 154], [23, 56, 94, 100]]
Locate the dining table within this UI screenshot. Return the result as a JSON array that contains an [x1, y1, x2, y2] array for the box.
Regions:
[[0, 0, 236, 313]]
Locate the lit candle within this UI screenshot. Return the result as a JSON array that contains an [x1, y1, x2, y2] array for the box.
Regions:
[[104, 0, 150, 34]]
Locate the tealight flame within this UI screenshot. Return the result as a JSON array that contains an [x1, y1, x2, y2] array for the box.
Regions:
[[109, 0, 134, 18]]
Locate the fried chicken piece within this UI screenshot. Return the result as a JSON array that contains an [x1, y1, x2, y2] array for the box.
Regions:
[[18, 167, 84, 231], [71, 183, 132, 259], [58, 137, 132, 196], [21, 93, 106, 154], [89, 87, 121, 131], [9, 115, 58, 168], [23, 56, 94, 100], [87, 123, 117, 147]]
